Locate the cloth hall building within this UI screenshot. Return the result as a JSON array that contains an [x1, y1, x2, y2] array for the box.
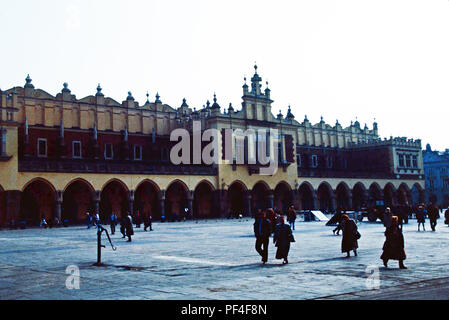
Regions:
[[0, 66, 425, 226]]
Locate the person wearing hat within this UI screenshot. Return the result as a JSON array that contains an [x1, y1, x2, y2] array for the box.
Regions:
[[253, 210, 272, 264], [273, 216, 295, 264], [416, 204, 426, 231], [381, 216, 407, 269], [341, 214, 359, 258]]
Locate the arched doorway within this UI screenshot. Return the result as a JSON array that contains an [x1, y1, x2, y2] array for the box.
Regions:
[[336, 183, 351, 211], [100, 180, 129, 221], [227, 181, 246, 218], [20, 179, 56, 225], [369, 183, 383, 207], [352, 183, 367, 210], [135, 180, 160, 221], [274, 182, 292, 214], [63, 180, 94, 224], [411, 184, 421, 206], [383, 183, 397, 208], [252, 182, 270, 213], [298, 182, 315, 210], [165, 180, 188, 221], [397, 183, 410, 206], [317, 183, 333, 212], [194, 181, 214, 219]]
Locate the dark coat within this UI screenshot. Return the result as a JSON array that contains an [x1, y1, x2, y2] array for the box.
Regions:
[[381, 225, 406, 261], [416, 208, 426, 223], [287, 208, 297, 222], [427, 205, 439, 221], [124, 216, 134, 236], [341, 219, 358, 253], [254, 218, 271, 238], [273, 223, 294, 259]]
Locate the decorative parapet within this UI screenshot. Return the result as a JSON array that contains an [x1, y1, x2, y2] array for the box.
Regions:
[[348, 137, 422, 149]]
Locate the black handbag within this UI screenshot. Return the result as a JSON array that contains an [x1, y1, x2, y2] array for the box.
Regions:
[[355, 231, 361, 239], [289, 233, 296, 242]]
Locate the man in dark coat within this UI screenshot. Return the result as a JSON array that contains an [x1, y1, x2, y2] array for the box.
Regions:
[[109, 212, 117, 235], [254, 211, 271, 264], [341, 214, 359, 257], [427, 203, 439, 232], [416, 204, 426, 231], [381, 216, 407, 269], [144, 212, 153, 231], [124, 212, 134, 242], [273, 216, 294, 264], [287, 205, 297, 230]]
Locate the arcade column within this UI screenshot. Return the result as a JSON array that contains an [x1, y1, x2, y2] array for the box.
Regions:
[[128, 190, 134, 215], [4, 190, 21, 223], [244, 190, 252, 217], [186, 190, 193, 218], [54, 190, 63, 223], [158, 190, 166, 219], [266, 190, 274, 209], [93, 191, 100, 216]]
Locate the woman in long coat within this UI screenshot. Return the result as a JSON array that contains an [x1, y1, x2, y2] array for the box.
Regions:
[[124, 212, 134, 242], [273, 216, 294, 264], [416, 204, 426, 231], [341, 214, 358, 257], [381, 216, 407, 269]]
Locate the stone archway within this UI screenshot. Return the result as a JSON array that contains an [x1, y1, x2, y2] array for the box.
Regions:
[[384, 183, 397, 208], [63, 179, 95, 224], [352, 183, 367, 210], [100, 180, 129, 221], [369, 183, 383, 207], [298, 182, 315, 210], [135, 180, 160, 221], [227, 181, 246, 218], [194, 181, 215, 219], [21, 179, 56, 225], [252, 182, 270, 213], [165, 180, 188, 221], [274, 182, 292, 215], [336, 182, 351, 211], [317, 183, 333, 212]]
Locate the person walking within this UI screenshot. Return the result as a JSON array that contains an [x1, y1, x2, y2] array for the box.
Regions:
[[135, 210, 141, 228], [287, 205, 296, 231], [381, 216, 407, 269], [267, 208, 277, 235], [109, 212, 117, 235], [144, 213, 153, 231], [341, 214, 359, 258], [124, 212, 134, 242], [427, 203, 439, 232], [444, 207, 449, 226], [383, 207, 393, 229], [40, 214, 48, 229], [273, 216, 295, 264], [86, 212, 92, 229], [333, 209, 344, 235], [253, 210, 271, 264], [416, 204, 426, 231]]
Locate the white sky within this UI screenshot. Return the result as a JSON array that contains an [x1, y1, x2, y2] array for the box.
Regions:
[[1, 0, 448, 151]]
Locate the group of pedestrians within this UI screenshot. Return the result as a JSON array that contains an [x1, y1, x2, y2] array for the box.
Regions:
[[253, 208, 295, 265]]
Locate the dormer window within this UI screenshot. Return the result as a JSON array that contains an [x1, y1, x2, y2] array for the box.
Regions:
[[104, 143, 114, 160], [134, 145, 142, 161], [37, 138, 47, 158], [72, 141, 82, 159]]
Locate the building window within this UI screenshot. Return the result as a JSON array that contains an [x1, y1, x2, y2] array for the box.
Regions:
[[0, 129, 6, 156], [134, 145, 142, 161], [398, 154, 405, 168], [104, 143, 114, 160], [412, 155, 418, 168], [72, 141, 82, 159], [327, 156, 333, 169], [405, 155, 411, 168], [311, 155, 318, 168], [297, 154, 301, 167], [37, 138, 47, 157]]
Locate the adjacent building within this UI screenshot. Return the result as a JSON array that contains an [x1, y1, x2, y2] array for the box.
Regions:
[[0, 66, 425, 226], [422, 144, 449, 207]]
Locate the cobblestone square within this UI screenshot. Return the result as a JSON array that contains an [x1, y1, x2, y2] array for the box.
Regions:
[[1, 217, 448, 300]]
